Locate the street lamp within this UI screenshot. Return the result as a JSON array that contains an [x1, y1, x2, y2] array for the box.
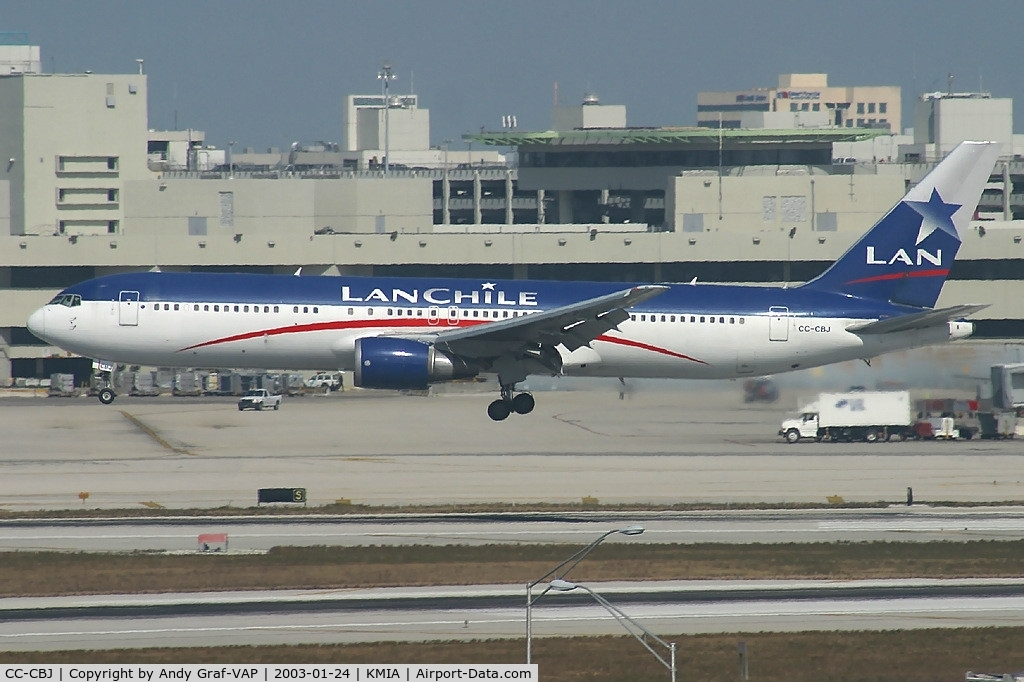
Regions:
[[526, 525, 644, 663], [228, 140, 236, 179], [377, 62, 397, 175], [550, 579, 676, 682]]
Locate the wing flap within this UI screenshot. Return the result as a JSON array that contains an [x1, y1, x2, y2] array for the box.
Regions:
[[846, 304, 988, 335], [422, 285, 667, 358]]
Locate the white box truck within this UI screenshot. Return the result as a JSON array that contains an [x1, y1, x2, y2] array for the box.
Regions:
[[779, 391, 912, 443]]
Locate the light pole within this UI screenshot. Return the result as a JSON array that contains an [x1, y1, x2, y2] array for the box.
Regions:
[[377, 62, 396, 175], [550, 579, 676, 682], [442, 139, 452, 225], [228, 140, 236, 179], [526, 525, 644, 664]]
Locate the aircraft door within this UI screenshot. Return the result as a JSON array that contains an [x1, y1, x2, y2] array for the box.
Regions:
[[446, 306, 460, 326], [427, 306, 440, 326], [119, 291, 140, 326], [768, 306, 789, 342]]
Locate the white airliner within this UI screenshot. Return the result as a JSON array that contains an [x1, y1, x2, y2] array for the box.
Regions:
[[28, 141, 999, 420]]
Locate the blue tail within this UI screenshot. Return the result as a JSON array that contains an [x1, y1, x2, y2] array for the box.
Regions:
[[800, 141, 1000, 308]]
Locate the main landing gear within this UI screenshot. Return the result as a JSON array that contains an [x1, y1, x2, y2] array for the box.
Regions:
[[487, 384, 535, 421]]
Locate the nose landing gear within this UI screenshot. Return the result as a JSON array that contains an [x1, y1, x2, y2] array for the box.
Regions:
[[487, 383, 535, 421]]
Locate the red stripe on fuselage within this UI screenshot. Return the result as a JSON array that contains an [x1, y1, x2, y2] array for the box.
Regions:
[[845, 268, 948, 286], [178, 318, 446, 352], [596, 334, 708, 365], [179, 318, 709, 365]]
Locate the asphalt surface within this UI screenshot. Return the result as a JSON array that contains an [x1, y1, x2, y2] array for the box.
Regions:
[[4, 580, 1024, 651], [2, 386, 1023, 511], [4, 507, 1024, 552]]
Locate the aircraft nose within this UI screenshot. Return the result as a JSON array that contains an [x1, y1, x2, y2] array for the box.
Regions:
[[27, 306, 46, 339]]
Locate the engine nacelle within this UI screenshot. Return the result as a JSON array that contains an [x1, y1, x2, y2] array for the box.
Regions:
[[353, 337, 477, 390]]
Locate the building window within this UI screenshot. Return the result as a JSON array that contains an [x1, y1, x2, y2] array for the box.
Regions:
[[868, 103, 876, 114], [812, 103, 820, 111], [856, 102, 865, 114], [790, 103, 798, 112], [879, 102, 887, 114]]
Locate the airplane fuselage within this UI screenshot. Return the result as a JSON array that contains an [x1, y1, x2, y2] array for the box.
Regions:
[[30, 273, 968, 381]]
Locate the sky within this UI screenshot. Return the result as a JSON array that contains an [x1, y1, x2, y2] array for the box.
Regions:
[[6, 0, 1024, 152]]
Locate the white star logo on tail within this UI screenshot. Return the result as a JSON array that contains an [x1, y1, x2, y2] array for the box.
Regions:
[[907, 188, 962, 245]]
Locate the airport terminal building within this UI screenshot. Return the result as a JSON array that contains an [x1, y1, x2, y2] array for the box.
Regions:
[[1, 46, 1023, 384]]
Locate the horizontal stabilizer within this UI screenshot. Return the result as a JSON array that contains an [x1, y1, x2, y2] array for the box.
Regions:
[[846, 304, 988, 335]]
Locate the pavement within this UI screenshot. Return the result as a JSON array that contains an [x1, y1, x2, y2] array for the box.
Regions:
[[2, 384, 1024, 511]]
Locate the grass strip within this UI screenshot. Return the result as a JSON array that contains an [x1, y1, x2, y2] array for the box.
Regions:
[[5, 541, 1024, 597], [2, 629, 1023, 680]]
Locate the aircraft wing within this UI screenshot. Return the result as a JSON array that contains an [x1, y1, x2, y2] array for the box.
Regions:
[[417, 284, 669, 358], [845, 304, 989, 335]]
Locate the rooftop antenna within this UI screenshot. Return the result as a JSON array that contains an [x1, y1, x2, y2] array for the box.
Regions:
[[947, 72, 953, 96], [136, 58, 144, 75], [553, 81, 559, 107]]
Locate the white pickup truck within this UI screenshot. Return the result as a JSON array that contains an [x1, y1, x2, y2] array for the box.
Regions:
[[237, 389, 282, 411]]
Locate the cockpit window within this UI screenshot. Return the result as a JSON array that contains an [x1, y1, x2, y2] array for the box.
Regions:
[[48, 294, 82, 307]]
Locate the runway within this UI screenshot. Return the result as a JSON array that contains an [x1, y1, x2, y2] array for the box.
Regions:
[[3, 580, 1024, 651], [2, 387, 1023, 511], [4, 507, 1024, 552]]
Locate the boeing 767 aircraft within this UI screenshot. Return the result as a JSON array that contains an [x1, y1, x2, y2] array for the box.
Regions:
[[28, 141, 1000, 420]]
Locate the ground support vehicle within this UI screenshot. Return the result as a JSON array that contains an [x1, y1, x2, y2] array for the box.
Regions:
[[780, 391, 912, 443], [237, 389, 282, 411]]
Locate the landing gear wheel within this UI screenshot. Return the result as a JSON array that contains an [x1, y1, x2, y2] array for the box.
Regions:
[[512, 392, 535, 415], [98, 387, 116, 405], [487, 399, 512, 421]]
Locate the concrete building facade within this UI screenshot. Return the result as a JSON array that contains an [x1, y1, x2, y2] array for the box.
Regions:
[[698, 73, 901, 132]]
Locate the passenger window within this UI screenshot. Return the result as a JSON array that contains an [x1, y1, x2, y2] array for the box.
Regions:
[[388, 308, 394, 316], [630, 315, 636, 321], [233, 305, 239, 312], [730, 317, 735, 324], [204, 305, 209, 311], [690, 316, 695, 323], [214, 305, 219, 312], [710, 317, 715, 323], [367, 308, 373, 315], [313, 307, 318, 313], [670, 315, 676, 322], [700, 316, 705, 323], [243, 306, 249, 312], [303, 306, 309, 313], [274, 306, 279, 313], [472, 310, 479, 318], [719, 317, 725, 323], [347, 308, 353, 315], [293, 306, 298, 313], [739, 318, 745, 324]]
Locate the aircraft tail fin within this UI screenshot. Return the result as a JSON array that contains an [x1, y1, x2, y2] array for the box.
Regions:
[[799, 141, 1000, 308]]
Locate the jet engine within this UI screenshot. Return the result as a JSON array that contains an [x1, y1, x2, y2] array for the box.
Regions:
[[353, 337, 478, 390]]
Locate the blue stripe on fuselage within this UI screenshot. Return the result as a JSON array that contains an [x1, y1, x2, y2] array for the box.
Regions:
[[62, 272, 922, 321]]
